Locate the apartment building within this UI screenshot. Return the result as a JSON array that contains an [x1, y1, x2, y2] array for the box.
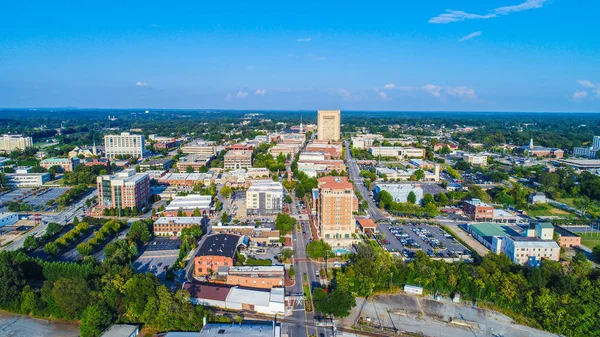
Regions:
[[462, 199, 494, 222], [224, 150, 253, 170], [246, 180, 284, 215], [317, 176, 358, 247], [317, 109, 341, 141], [40, 157, 81, 172], [369, 146, 425, 159], [464, 154, 488, 166], [181, 142, 217, 156], [104, 132, 146, 159], [96, 170, 150, 209], [0, 134, 33, 152]]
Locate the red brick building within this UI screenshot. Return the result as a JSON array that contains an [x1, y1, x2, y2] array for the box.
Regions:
[[462, 199, 494, 222], [194, 234, 248, 277]]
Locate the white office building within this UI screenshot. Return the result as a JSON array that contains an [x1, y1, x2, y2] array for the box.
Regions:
[[0, 213, 19, 228], [104, 132, 146, 159], [246, 180, 284, 215], [374, 183, 424, 204], [0, 134, 33, 152], [6, 173, 51, 187], [573, 136, 600, 159]]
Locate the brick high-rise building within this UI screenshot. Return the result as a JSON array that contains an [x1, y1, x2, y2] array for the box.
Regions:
[[317, 110, 341, 142], [317, 176, 358, 248], [96, 170, 150, 209]]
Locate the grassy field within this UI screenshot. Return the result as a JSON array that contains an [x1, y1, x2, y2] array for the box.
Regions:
[[578, 232, 600, 249], [526, 204, 571, 217], [557, 198, 576, 207]]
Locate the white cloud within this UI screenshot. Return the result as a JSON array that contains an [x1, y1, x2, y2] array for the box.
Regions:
[[577, 79, 595, 89], [573, 91, 588, 101], [376, 89, 389, 100], [429, 10, 496, 24], [336, 88, 353, 100], [236, 91, 248, 99], [254, 89, 267, 96], [459, 31, 482, 42], [225, 94, 232, 102], [384, 83, 477, 100], [573, 80, 600, 101], [495, 0, 548, 15], [296, 37, 312, 42], [135, 81, 148, 87], [384, 83, 396, 89], [423, 84, 443, 98], [429, 0, 549, 24], [446, 86, 478, 100]]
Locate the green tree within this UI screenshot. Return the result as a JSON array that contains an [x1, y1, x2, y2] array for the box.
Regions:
[[20, 285, 36, 315], [275, 213, 296, 235], [414, 169, 425, 181], [422, 193, 435, 206], [592, 245, 600, 262], [312, 288, 356, 318], [185, 165, 195, 173], [284, 195, 293, 204], [51, 277, 90, 319], [193, 208, 202, 217], [288, 266, 295, 278], [80, 303, 114, 337], [221, 212, 229, 224], [220, 186, 233, 198], [281, 248, 295, 261], [435, 192, 449, 205], [306, 240, 332, 259], [407, 191, 417, 204], [44, 242, 59, 256]]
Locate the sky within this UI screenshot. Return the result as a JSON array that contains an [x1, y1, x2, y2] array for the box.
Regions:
[[0, 0, 599, 112]]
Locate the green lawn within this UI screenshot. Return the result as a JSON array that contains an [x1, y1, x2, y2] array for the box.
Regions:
[[577, 232, 600, 249], [526, 204, 571, 217], [557, 198, 576, 207]]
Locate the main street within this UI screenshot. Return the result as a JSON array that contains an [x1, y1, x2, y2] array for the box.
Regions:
[[286, 191, 334, 337], [344, 140, 386, 222]]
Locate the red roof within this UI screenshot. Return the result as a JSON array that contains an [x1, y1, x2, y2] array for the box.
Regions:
[[357, 218, 377, 229], [183, 282, 233, 301], [318, 176, 353, 190]]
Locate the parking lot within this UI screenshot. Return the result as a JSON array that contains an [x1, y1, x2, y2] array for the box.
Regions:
[[0, 188, 69, 211], [378, 222, 469, 259], [134, 237, 181, 280]]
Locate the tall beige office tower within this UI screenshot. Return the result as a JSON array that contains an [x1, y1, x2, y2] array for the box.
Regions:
[[317, 109, 341, 141]]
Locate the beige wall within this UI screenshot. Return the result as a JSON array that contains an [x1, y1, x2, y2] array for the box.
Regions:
[[317, 110, 341, 141]]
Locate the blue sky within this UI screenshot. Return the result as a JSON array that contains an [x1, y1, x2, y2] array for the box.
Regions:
[[1, 0, 599, 111]]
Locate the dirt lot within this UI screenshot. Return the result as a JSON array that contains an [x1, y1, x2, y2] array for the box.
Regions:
[[342, 293, 558, 337], [0, 312, 79, 337]]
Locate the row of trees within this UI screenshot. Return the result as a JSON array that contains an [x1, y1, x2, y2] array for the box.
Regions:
[[76, 220, 125, 256], [102, 206, 141, 217], [57, 184, 88, 207], [63, 164, 109, 186], [44, 221, 91, 256]]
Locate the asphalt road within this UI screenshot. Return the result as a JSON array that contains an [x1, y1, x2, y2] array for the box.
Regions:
[[345, 140, 385, 221], [2, 189, 98, 252]]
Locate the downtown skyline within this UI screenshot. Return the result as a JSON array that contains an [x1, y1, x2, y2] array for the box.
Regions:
[[1, 0, 599, 112]]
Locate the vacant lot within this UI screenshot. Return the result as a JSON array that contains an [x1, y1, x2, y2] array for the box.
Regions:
[[578, 233, 600, 249], [526, 205, 571, 217], [0, 313, 79, 337]]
